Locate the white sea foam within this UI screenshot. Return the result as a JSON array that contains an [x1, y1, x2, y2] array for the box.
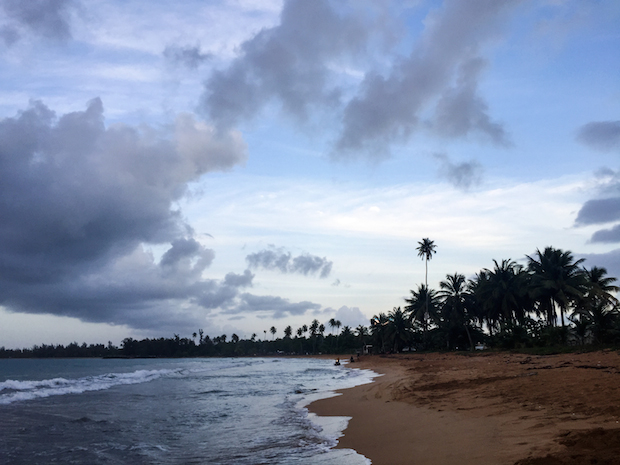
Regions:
[[0, 368, 176, 405]]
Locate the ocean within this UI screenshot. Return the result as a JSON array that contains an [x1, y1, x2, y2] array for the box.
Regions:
[[0, 357, 377, 464]]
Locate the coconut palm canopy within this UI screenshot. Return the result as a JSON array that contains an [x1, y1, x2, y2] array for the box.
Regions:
[[1, 0, 619, 348]]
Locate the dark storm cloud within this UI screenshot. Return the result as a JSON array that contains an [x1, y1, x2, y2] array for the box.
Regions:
[[576, 121, 620, 152], [163, 44, 213, 69], [200, 0, 373, 128], [335, 0, 517, 159], [246, 247, 333, 278], [230, 294, 322, 319], [0, 0, 77, 44], [575, 168, 620, 244], [434, 153, 483, 191], [0, 98, 249, 332]]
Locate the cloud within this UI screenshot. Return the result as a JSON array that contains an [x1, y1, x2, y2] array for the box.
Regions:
[[0, 98, 248, 332], [0, 0, 78, 44], [333, 305, 368, 328], [227, 294, 322, 319], [199, 0, 516, 161], [199, 0, 375, 129], [431, 58, 510, 145], [246, 247, 333, 278], [334, 0, 517, 159], [576, 121, 620, 152], [577, 249, 620, 285], [575, 168, 620, 243], [575, 197, 620, 226], [434, 153, 483, 191], [163, 44, 213, 69], [590, 225, 620, 244]]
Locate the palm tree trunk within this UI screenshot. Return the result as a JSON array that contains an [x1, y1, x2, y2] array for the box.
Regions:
[[425, 257, 429, 340], [465, 324, 474, 351]]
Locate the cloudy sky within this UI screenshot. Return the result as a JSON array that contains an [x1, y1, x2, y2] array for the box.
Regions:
[[1, 0, 619, 348]]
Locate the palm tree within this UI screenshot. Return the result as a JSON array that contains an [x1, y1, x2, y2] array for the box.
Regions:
[[582, 266, 619, 308], [572, 266, 619, 344], [355, 325, 369, 350], [296, 327, 304, 353], [527, 247, 586, 328], [329, 318, 337, 335], [309, 319, 320, 353], [284, 325, 292, 339], [339, 325, 354, 349], [370, 313, 390, 353], [478, 259, 530, 332], [437, 273, 474, 350], [386, 307, 413, 352], [270, 326, 277, 340], [404, 284, 439, 348], [417, 238, 437, 322]]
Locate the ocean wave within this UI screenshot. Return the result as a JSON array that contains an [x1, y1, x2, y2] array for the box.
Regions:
[[0, 369, 176, 405]]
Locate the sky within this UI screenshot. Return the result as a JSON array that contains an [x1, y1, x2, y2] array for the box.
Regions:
[[1, 0, 619, 349]]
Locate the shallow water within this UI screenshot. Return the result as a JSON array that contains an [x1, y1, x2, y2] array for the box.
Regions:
[[0, 357, 376, 464]]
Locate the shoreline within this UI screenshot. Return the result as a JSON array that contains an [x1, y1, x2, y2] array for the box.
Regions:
[[308, 351, 620, 465]]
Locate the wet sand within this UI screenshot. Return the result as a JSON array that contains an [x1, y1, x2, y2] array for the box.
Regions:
[[309, 350, 620, 465]]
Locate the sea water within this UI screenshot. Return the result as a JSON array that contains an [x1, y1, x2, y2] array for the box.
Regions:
[[0, 357, 377, 464]]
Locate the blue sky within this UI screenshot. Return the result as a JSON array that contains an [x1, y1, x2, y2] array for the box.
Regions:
[[1, 0, 619, 348]]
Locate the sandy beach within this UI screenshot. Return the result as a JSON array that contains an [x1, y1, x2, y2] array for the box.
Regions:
[[309, 350, 620, 465]]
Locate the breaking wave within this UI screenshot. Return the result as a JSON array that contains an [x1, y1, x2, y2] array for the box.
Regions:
[[0, 369, 176, 405]]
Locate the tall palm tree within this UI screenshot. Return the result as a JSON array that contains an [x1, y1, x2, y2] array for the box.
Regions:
[[270, 326, 277, 340], [296, 327, 304, 353], [417, 238, 437, 327], [309, 319, 320, 353], [527, 247, 586, 328], [284, 325, 292, 339]]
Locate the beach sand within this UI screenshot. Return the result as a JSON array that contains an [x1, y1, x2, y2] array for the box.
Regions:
[[309, 350, 620, 465]]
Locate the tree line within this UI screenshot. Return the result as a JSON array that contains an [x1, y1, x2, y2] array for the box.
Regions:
[[373, 240, 620, 353], [2, 241, 619, 358], [0, 319, 363, 358]]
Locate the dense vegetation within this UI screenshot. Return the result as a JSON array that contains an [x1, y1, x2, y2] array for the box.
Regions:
[[2, 243, 619, 358]]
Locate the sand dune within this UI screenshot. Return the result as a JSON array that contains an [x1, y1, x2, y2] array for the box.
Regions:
[[309, 350, 620, 465]]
